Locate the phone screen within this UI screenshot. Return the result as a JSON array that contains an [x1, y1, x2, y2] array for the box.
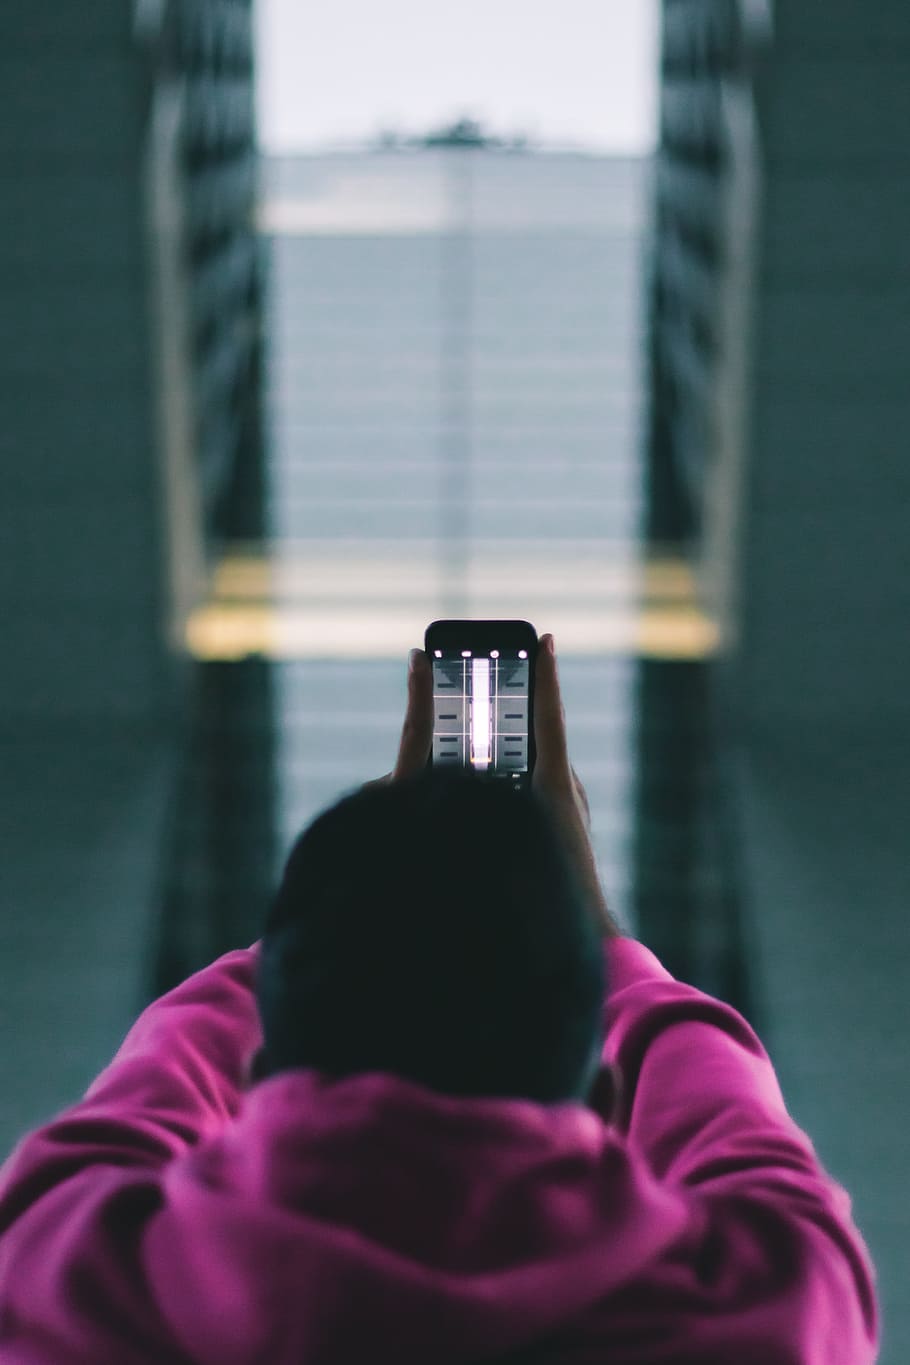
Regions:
[[425, 621, 537, 786]]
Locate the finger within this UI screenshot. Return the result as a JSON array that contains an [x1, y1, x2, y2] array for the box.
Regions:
[[392, 647, 433, 779], [533, 633, 572, 787]]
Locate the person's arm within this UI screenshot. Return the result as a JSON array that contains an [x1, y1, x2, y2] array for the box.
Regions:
[[0, 946, 262, 1236], [530, 634, 877, 1358], [599, 936, 879, 1363], [532, 633, 621, 938]]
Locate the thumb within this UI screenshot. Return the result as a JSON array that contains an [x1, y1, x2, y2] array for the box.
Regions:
[[392, 647, 433, 779], [534, 633, 572, 788]]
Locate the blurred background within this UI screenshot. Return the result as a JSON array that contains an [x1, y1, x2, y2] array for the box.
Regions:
[[1, 0, 908, 1355]]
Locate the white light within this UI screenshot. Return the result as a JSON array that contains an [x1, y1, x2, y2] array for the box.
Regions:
[[518, 649, 528, 659], [490, 649, 499, 658], [471, 658, 491, 770], [434, 649, 442, 658], [461, 650, 471, 657]]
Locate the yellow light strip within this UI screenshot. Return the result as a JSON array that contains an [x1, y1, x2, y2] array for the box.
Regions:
[[210, 553, 697, 604], [186, 604, 719, 662], [186, 548, 718, 662]]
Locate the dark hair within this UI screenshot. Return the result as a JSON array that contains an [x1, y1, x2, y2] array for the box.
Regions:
[[257, 768, 605, 1103]]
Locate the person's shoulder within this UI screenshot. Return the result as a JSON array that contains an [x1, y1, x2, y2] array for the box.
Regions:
[[605, 937, 674, 994]]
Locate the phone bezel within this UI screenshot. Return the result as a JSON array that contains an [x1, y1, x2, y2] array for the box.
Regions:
[[423, 619, 538, 786]]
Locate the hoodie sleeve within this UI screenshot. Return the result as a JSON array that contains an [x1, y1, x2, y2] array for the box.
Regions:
[[0, 946, 262, 1237], [598, 936, 879, 1364]]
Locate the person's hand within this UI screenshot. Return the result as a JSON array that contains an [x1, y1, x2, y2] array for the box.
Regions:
[[362, 639, 619, 939], [533, 634, 620, 939], [361, 647, 433, 791]]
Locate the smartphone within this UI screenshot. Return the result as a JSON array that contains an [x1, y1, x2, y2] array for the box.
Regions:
[[424, 619, 538, 792]]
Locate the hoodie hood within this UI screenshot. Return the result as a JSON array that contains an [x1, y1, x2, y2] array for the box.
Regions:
[[146, 1069, 688, 1364]]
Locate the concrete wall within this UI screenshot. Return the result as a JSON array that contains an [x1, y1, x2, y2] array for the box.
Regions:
[[647, 1, 910, 1353], [0, 0, 177, 1152], [726, 4, 910, 1356], [0, 1, 172, 723], [738, 9, 910, 735]]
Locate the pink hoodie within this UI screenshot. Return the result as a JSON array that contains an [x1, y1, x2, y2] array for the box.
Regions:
[[0, 938, 877, 1364]]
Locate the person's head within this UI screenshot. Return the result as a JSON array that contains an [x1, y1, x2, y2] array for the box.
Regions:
[[257, 767, 606, 1104]]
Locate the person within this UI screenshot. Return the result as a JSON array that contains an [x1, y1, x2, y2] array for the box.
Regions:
[[0, 635, 878, 1363]]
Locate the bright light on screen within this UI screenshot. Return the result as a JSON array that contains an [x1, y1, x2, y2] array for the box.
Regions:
[[471, 658, 491, 770]]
